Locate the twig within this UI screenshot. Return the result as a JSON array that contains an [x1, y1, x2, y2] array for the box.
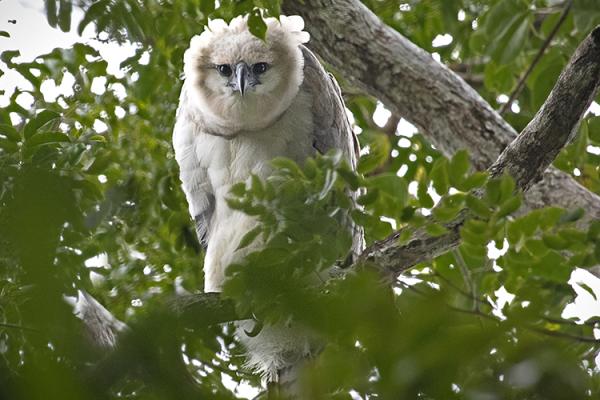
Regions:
[[499, 0, 573, 115], [433, 271, 488, 308], [0, 321, 39, 333], [452, 248, 478, 310], [449, 305, 600, 344]]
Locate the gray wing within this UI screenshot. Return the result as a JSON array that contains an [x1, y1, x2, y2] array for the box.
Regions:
[[173, 84, 215, 249], [300, 46, 365, 256], [300, 46, 360, 169]]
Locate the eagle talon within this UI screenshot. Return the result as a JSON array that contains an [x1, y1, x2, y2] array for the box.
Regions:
[[244, 317, 264, 338]]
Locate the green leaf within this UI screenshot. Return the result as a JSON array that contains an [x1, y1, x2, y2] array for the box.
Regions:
[[466, 195, 491, 219], [558, 208, 585, 224], [431, 194, 464, 222], [572, 0, 600, 34], [368, 173, 408, 206], [88, 135, 106, 142], [426, 223, 448, 237], [251, 174, 266, 199], [27, 132, 70, 147], [432, 204, 461, 223], [484, 61, 514, 93], [357, 188, 379, 206], [485, 178, 502, 206], [248, 9, 267, 40], [0, 31, 10, 38], [538, 207, 565, 230], [542, 233, 569, 250], [257, 0, 281, 17], [417, 180, 434, 209], [459, 172, 488, 192], [0, 137, 18, 153], [496, 195, 521, 218], [497, 15, 530, 64], [0, 50, 20, 66], [449, 150, 470, 187], [358, 131, 390, 174], [230, 182, 247, 197], [587, 221, 600, 241], [482, 0, 531, 65], [430, 158, 450, 195], [24, 110, 61, 139], [588, 116, 600, 143], [528, 49, 565, 110], [78, 0, 110, 36], [58, 0, 72, 32], [534, 251, 571, 282], [499, 174, 515, 202], [199, 0, 216, 15], [525, 239, 549, 257], [271, 157, 304, 177], [237, 226, 262, 250], [303, 157, 318, 179], [337, 167, 360, 190], [461, 224, 488, 246], [0, 123, 20, 141], [45, 0, 58, 28], [466, 219, 488, 234]]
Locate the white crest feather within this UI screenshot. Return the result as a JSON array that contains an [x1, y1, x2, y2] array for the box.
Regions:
[[184, 14, 309, 66]]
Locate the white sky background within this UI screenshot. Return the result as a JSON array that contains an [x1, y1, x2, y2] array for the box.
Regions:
[[0, 0, 138, 110], [1, 0, 600, 391]]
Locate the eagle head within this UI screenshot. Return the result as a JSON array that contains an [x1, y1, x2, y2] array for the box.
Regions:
[[183, 15, 310, 134]]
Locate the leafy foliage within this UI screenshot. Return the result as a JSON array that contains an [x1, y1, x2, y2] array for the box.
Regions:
[[1, 0, 600, 399]]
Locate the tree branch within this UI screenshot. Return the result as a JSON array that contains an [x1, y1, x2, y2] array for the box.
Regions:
[[359, 25, 600, 276], [282, 0, 600, 223]]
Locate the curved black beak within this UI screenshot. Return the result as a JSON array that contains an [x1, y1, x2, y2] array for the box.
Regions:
[[229, 62, 261, 96], [234, 62, 250, 96]]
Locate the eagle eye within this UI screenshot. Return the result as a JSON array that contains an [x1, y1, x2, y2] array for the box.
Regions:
[[252, 62, 269, 75], [216, 64, 232, 77]]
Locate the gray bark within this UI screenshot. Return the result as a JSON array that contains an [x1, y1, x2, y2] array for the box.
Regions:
[[282, 0, 600, 221]]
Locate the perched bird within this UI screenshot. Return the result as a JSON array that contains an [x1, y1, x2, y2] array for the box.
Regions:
[[173, 15, 363, 387]]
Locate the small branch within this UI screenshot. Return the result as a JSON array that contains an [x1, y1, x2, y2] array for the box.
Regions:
[[499, 0, 574, 115], [169, 292, 242, 328], [382, 114, 400, 136], [0, 321, 39, 333], [525, 325, 600, 344], [400, 283, 599, 344], [449, 306, 600, 344], [452, 248, 475, 308]]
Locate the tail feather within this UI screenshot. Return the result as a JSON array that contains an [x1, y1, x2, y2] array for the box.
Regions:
[[237, 321, 320, 398]]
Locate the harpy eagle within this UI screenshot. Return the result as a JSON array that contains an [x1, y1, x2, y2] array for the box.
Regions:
[[173, 15, 363, 383]]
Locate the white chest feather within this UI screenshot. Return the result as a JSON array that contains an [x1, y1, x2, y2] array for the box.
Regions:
[[186, 90, 314, 292]]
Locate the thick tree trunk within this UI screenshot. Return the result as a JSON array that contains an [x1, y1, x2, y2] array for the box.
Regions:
[[282, 0, 600, 221]]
